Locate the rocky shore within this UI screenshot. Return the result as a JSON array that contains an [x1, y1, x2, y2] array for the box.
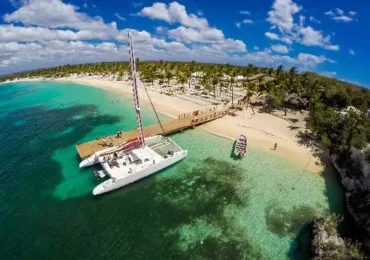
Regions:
[[329, 147, 370, 254], [310, 215, 364, 259]]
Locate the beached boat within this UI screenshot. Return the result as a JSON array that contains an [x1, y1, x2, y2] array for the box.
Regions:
[[79, 31, 187, 195], [234, 135, 247, 157]]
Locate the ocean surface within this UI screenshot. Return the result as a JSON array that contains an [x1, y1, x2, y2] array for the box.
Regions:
[[0, 81, 344, 259]]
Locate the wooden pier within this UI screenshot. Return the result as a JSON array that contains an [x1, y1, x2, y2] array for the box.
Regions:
[[76, 107, 229, 159]]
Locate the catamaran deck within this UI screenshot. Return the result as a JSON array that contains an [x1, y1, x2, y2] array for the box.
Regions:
[[76, 107, 229, 159], [102, 146, 163, 179]]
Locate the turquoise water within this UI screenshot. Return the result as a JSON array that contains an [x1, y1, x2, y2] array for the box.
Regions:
[[0, 81, 343, 259]]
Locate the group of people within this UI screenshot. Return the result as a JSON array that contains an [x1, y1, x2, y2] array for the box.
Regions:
[[103, 155, 119, 168], [101, 137, 113, 147], [100, 130, 125, 147]]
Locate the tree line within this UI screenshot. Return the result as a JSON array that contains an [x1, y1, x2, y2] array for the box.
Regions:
[[1, 60, 370, 154]]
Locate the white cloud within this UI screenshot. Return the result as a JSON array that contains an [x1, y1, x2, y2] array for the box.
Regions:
[[0, 0, 336, 75], [236, 51, 333, 69], [0, 24, 156, 44], [197, 10, 203, 16], [265, 0, 339, 51], [209, 39, 246, 53], [139, 1, 246, 52], [0, 40, 120, 71], [3, 0, 118, 32], [8, 0, 27, 8], [242, 19, 253, 24], [265, 32, 280, 40], [325, 8, 357, 22], [168, 26, 224, 43], [270, 44, 289, 53], [267, 0, 302, 33], [349, 49, 355, 55], [133, 1, 143, 8], [336, 8, 344, 15], [149, 38, 189, 52], [83, 2, 88, 8], [266, 26, 339, 50], [236, 19, 253, 28], [114, 13, 126, 21], [297, 53, 335, 67], [298, 26, 339, 50], [0, 42, 42, 53], [309, 16, 321, 24], [240, 10, 250, 15], [333, 16, 353, 22], [265, 31, 292, 44], [237, 51, 294, 65], [139, 3, 171, 22], [155, 26, 167, 34], [138, 2, 208, 29], [0, 24, 79, 42]]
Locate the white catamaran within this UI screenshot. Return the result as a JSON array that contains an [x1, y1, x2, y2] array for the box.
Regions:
[[79, 31, 187, 195]]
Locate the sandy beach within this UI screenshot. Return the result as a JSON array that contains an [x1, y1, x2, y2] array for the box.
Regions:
[[2, 76, 324, 173]]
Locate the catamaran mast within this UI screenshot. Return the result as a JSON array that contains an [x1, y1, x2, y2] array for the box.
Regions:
[[128, 30, 145, 146]]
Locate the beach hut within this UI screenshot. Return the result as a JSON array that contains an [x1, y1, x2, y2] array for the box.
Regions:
[[236, 75, 246, 81], [191, 71, 205, 78], [246, 73, 266, 82]]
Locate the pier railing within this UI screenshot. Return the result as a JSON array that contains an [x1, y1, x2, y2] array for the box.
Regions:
[[178, 106, 217, 119]]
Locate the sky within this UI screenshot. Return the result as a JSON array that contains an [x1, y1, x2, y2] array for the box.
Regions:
[[0, 0, 369, 87]]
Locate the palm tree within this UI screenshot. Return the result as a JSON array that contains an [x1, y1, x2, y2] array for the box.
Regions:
[[210, 73, 219, 98], [229, 69, 238, 105], [305, 79, 324, 112], [276, 64, 284, 82], [288, 66, 298, 87]]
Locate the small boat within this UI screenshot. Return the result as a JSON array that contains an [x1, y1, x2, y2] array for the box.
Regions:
[[234, 135, 247, 157]]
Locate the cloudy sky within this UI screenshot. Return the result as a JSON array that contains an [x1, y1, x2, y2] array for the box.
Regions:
[[0, 0, 369, 86]]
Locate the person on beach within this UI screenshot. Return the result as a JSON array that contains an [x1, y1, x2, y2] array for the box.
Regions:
[[108, 137, 113, 147], [102, 137, 106, 147], [274, 143, 278, 150]]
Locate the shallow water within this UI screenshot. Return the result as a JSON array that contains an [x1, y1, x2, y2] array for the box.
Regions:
[[0, 82, 344, 259]]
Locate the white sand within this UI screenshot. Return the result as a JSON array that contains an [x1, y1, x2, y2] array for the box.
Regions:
[[2, 76, 323, 173]]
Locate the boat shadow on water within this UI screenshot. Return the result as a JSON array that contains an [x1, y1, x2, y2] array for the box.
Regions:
[[230, 141, 238, 159]]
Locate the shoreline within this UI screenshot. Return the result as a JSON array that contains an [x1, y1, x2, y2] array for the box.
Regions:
[[2, 77, 324, 173]]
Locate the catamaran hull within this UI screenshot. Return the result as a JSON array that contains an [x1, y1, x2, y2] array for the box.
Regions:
[[79, 155, 98, 168], [93, 150, 187, 195]]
